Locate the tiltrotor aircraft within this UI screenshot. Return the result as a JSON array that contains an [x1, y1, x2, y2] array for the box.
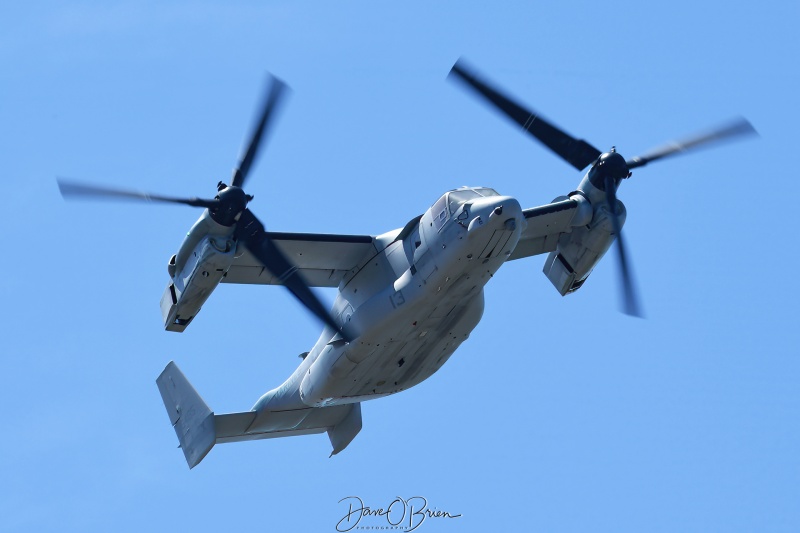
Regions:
[[59, 59, 756, 468]]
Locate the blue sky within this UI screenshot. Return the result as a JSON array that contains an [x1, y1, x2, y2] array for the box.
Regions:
[[1, 1, 798, 531]]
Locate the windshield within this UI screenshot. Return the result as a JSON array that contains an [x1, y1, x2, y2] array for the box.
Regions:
[[430, 187, 502, 231], [473, 187, 500, 197], [431, 194, 449, 231], [447, 189, 482, 214]]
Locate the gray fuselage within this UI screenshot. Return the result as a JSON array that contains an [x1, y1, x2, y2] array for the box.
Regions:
[[253, 189, 523, 413]]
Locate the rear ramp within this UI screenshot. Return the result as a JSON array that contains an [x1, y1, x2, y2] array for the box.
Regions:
[[156, 362, 362, 468]]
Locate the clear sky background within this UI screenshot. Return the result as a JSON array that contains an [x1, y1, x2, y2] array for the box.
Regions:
[[1, 1, 798, 532]]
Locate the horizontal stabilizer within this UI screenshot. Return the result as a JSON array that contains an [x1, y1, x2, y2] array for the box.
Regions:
[[156, 362, 364, 468]]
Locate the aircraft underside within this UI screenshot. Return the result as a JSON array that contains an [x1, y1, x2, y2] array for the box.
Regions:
[[60, 60, 756, 468], [324, 288, 485, 403]]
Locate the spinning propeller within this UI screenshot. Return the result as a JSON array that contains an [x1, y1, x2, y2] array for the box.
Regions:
[[58, 75, 351, 341], [449, 58, 757, 317]]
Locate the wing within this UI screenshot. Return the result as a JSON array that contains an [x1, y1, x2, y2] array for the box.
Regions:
[[223, 231, 377, 287], [508, 197, 583, 261]]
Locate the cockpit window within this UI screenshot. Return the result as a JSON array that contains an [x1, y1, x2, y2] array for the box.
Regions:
[[431, 187, 502, 232], [447, 189, 481, 214], [431, 195, 448, 231]]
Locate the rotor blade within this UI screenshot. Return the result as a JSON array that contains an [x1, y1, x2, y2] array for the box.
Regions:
[[626, 117, 757, 170], [448, 58, 601, 171], [57, 179, 219, 208], [235, 209, 352, 342], [604, 175, 643, 318], [230, 75, 289, 189]]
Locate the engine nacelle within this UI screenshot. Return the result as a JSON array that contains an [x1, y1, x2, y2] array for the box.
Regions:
[[543, 200, 626, 295], [160, 212, 238, 332]]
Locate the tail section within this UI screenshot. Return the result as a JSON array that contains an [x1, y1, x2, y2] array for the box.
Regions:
[[156, 361, 362, 468], [328, 402, 362, 457], [156, 362, 216, 468]]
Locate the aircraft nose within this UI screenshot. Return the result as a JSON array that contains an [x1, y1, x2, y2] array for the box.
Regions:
[[467, 196, 522, 233], [489, 196, 522, 224]]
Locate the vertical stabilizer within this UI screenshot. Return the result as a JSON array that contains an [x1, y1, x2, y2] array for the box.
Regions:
[[156, 361, 216, 468], [327, 402, 362, 457]]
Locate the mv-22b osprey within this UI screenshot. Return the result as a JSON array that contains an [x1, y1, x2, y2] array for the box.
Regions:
[[59, 60, 756, 468]]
